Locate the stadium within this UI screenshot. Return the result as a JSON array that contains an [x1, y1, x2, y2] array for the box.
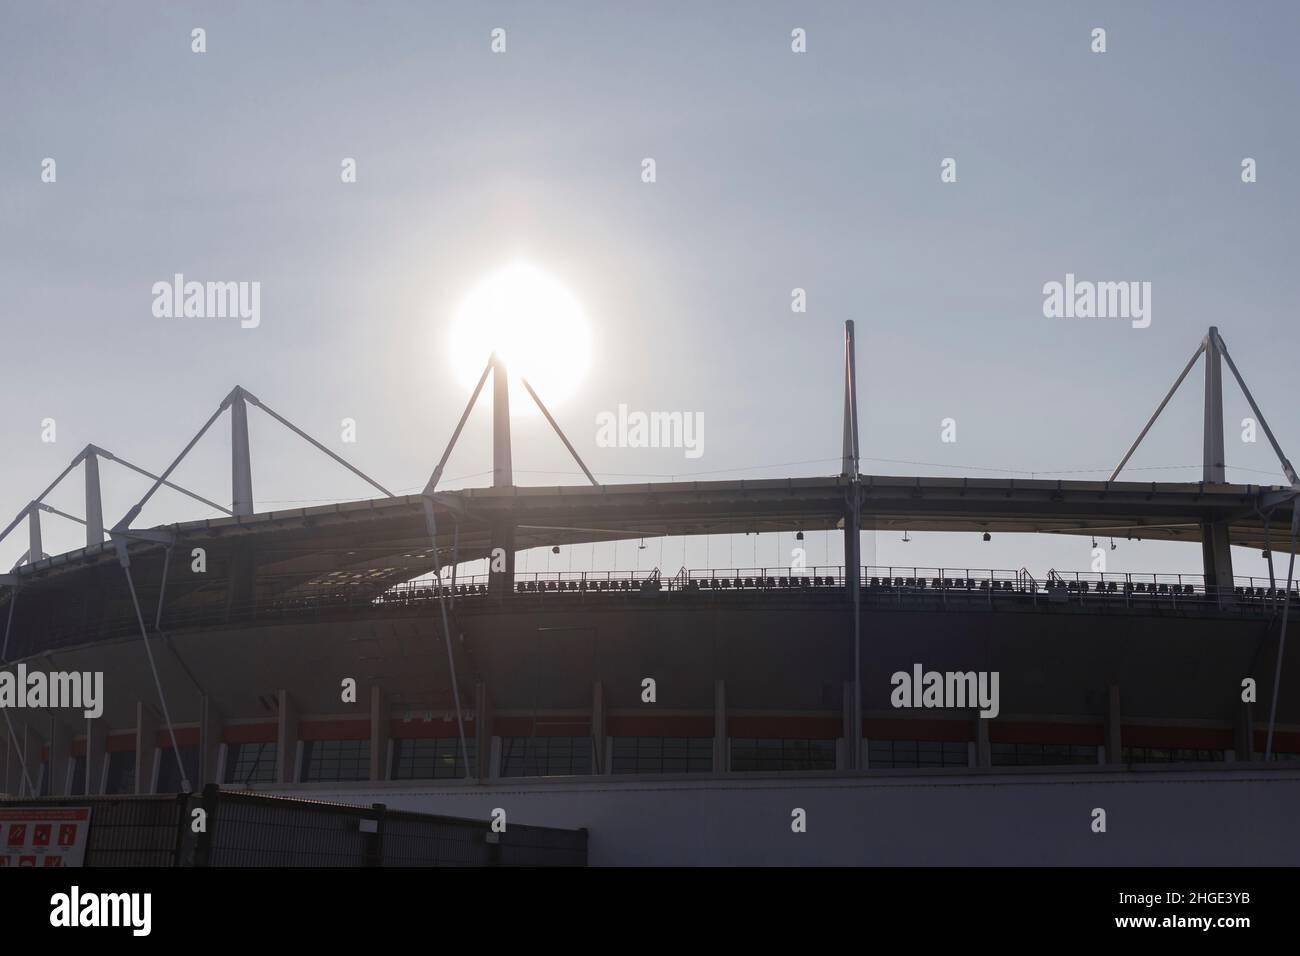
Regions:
[[2, 323, 1299, 865]]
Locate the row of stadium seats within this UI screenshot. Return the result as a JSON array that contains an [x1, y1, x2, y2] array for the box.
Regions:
[[1236, 586, 1300, 601], [380, 584, 487, 602], [868, 577, 1015, 591], [692, 576, 840, 589], [516, 579, 642, 593]]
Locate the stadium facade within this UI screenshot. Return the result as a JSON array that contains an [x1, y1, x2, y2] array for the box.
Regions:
[[3, 324, 1300, 865]]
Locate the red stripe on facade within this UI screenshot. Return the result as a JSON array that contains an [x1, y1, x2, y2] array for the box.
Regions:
[[299, 719, 370, 741], [728, 716, 840, 739], [154, 728, 200, 748], [105, 733, 134, 753], [864, 718, 973, 742], [492, 717, 591, 737], [389, 719, 477, 739], [1253, 729, 1300, 753], [990, 722, 1104, 745], [221, 723, 276, 744], [606, 715, 714, 737], [1122, 725, 1232, 749]]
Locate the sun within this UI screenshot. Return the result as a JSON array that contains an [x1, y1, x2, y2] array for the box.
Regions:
[[448, 262, 592, 409]]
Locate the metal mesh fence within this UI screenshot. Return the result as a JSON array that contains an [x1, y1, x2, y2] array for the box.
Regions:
[[1, 788, 587, 866], [0, 794, 188, 867]]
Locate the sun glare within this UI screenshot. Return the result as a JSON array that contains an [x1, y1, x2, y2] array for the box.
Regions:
[[448, 262, 592, 408]]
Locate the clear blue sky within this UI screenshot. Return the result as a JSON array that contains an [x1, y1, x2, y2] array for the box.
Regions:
[[2, 1, 1297, 581]]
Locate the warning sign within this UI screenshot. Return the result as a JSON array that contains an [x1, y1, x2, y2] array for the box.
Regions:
[[0, 808, 91, 867]]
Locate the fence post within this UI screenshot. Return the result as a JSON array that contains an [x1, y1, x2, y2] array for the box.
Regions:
[[172, 791, 191, 867], [364, 802, 386, 867], [193, 782, 220, 867]]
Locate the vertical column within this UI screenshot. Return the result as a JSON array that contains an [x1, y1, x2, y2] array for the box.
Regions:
[[474, 681, 492, 782], [492, 356, 513, 487], [489, 357, 515, 597], [22, 723, 44, 796], [230, 388, 254, 517], [1105, 685, 1123, 765], [841, 680, 861, 770], [1, 728, 16, 795], [135, 701, 157, 794], [841, 321, 863, 770], [974, 714, 991, 768], [86, 717, 106, 795], [198, 696, 223, 788], [712, 679, 727, 773], [369, 686, 387, 782], [1201, 329, 1234, 593], [28, 504, 42, 565], [1203, 328, 1226, 484], [1234, 698, 1254, 762], [276, 690, 298, 785], [48, 716, 70, 796], [591, 680, 607, 775], [83, 447, 104, 547]]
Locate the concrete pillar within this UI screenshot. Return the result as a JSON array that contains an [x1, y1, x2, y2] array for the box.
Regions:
[[974, 714, 991, 768], [48, 716, 71, 796], [475, 681, 492, 782], [1105, 685, 1123, 765], [85, 718, 106, 795], [713, 679, 727, 773], [1235, 699, 1255, 762], [1201, 520, 1235, 595], [1201, 329, 1234, 594], [488, 520, 516, 598], [84, 448, 104, 548], [28, 505, 43, 566], [198, 696, 223, 788], [135, 701, 158, 794], [492, 355, 512, 487], [1, 727, 16, 795], [369, 686, 387, 782], [591, 680, 606, 774], [21, 723, 43, 797], [841, 680, 856, 770], [1203, 328, 1226, 484], [276, 690, 298, 785], [488, 356, 515, 598], [230, 388, 254, 517]]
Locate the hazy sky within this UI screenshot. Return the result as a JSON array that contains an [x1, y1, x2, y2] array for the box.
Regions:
[[2, 1, 1298, 581]]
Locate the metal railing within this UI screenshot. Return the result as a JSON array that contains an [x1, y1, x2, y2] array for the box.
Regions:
[[9, 563, 1298, 656]]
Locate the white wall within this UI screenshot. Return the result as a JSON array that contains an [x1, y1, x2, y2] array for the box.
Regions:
[[260, 764, 1300, 866]]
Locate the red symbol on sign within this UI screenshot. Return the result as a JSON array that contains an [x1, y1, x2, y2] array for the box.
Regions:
[[0, 856, 9, 866], [43, 856, 62, 867], [58, 823, 77, 846], [33, 824, 51, 846], [18, 855, 36, 867], [6, 824, 26, 847]]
